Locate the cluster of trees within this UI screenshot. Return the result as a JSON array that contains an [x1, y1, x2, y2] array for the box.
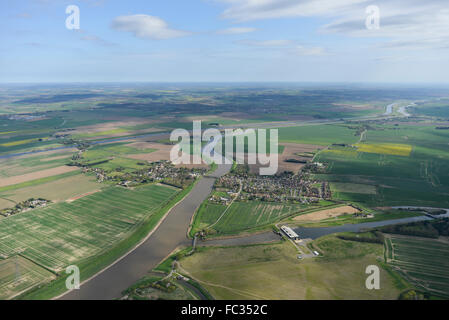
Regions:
[[148, 280, 177, 293], [379, 218, 449, 239], [0, 198, 50, 217], [285, 158, 307, 164], [337, 231, 384, 244], [399, 290, 428, 300], [231, 163, 250, 176]]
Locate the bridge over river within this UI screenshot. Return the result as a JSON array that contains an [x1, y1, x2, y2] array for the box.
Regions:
[[60, 164, 231, 300]]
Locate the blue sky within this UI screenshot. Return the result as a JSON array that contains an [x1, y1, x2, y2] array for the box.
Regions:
[[1, 0, 449, 83]]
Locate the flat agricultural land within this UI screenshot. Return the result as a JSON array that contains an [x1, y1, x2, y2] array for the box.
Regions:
[[179, 235, 402, 300], [272, 143, 322, 174], [0, 256, 55, 300], [0, 138, 43, 147], [0, 184, 177, 273], [314, 124, 449, 208], [74, 142, 157, 172], [386, 234, 449, 298], [0, 173, 102, 209], [330, 182, 377, 195], [203, 201, 309, 235], [126, 141, 172, 162], [278, 124, 360, 146], [79, 142, 155, 162], [0, 166, 79, 188], [191, 202, 227, 233], [0, 150, 73, 178], [59, 119, 161, 140], [355, 143, 412, 157], [127, 142, 209, 169], [293, 205, 360, 222], [242, 143, 319, 174]]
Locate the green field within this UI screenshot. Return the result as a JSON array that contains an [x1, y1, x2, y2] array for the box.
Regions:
[[386, 235, 449, 298], [278, 124, 359, 146], [0, 151, 72, 178], [72, 142, 156, 172], [0, 256, 55, 300], [191, 202, 227, 234], [78, 143, 154, 165], [179, 235, 402, 300], [0, 184, 177, 273], [195, 200, 313, 235], [330, 182, 377, 195], [410, 99, 449, 118], [314, 124, 449, 207], [81, 142, 152, 160]]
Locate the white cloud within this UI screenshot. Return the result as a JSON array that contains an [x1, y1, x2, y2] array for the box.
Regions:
[[217, 27, 256, 34], [219, 0, 367, 21], [111, 14, 190, 40], [236, 39, 294, 47], [291, 45, 327, 56], [218, 0, 449, 50]]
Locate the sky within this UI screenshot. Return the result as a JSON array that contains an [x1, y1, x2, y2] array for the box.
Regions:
[[1, 0, 449, 83]]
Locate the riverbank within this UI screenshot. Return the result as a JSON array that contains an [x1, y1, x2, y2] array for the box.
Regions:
[[57, 163, 231, 300]]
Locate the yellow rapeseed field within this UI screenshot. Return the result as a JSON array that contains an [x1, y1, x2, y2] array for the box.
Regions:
[[0, 138, 40, 147], [355, 143, 412, 156]]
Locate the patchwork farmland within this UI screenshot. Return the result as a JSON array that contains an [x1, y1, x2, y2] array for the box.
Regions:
[[386, 235, 449, 298], [314, 124, 449, 208], [0, 184, 177, 274]]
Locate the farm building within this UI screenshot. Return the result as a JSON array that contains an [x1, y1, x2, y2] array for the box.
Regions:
[[280, 225, 300, 240]]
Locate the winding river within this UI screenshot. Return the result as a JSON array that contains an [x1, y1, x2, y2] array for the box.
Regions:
[[60, 163, 232, 300]]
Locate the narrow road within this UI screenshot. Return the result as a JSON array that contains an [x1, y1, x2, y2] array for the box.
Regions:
[[60, 163, 231, 300], [208, 179, 242, 229]]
